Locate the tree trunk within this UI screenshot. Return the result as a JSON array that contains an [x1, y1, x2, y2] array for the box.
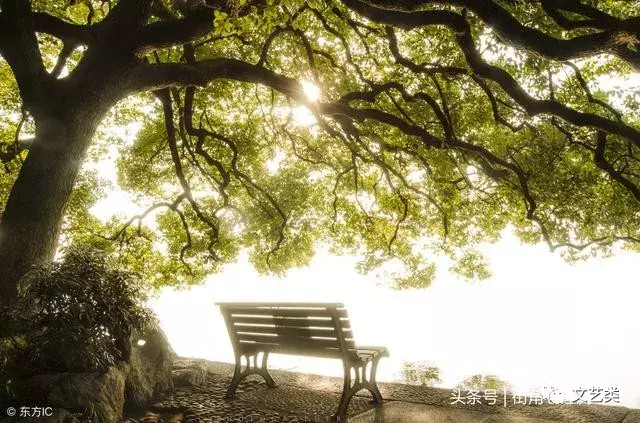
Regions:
[[0, 110, 102, 306]]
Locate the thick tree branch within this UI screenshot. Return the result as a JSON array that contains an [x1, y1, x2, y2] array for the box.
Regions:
[[0, 142, 28, 166], [32, 12, 93, 45], [339, 1, 640, 148], [594, 132, 640, 203], [156, 88, 221, 261], [50, 43, 75, 78], [99, 0, 154, 30], [344, 0, 640, 71], [0, 1, 50, 114], [128, 59, 305, 97], [129, 53, 640, 227], [135, 8, 214, 54]]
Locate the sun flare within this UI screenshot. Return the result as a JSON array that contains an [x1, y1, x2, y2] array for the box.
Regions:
[[301, 80, 321, 102]]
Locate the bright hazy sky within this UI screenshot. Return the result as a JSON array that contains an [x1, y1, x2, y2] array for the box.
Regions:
[[146, 234, 640, 408]]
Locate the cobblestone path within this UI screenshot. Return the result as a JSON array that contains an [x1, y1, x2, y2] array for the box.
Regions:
[[123, 360, 640, 423]]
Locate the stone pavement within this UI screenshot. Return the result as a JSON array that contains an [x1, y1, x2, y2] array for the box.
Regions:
[[350, 402, 572, 423], [125, 360, 640, 423]]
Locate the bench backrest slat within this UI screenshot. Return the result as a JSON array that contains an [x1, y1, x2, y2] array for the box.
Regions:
[[231, 315, 351, 329], [235, 324, 353, 339], [217, 302, 356, 358], [225, 307, 349, 319]]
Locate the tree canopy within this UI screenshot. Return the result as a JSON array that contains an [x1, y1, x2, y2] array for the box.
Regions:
[[1, 0, 639, 291]]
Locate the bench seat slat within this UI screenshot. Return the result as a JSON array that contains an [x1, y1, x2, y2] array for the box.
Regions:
[[237, 334, 356, 351], [237, 343, 385, 361], [238, 343, 345, 358]]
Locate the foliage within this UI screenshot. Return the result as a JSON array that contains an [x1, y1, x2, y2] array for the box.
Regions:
[[0, 338, 15, 401], [398, 361, 442, 387], [1, 0, 640, 290], [457, 374, 511, 391], [1, 245, 153, 377]]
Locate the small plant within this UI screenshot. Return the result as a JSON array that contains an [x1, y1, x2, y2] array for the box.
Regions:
[[398, 361, 442, 387], [3, 245, 154, 376], [457, 374, 511, 391]]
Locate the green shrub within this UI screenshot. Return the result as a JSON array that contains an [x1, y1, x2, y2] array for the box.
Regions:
[[398, 361, 442, 387], [2, 245, 154, 376], [457, 374, 511, 391]]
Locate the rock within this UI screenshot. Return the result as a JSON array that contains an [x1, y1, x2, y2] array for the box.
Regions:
[[139, 411, 163, 423], [171, 368, 206, 388], [6, 325, 175, 423], [166, 414, 183, 423], [124, 324, 175, 408], [3, 323, 175, 423], [171, 360, 208, 387], [15, 366, 126, 423]]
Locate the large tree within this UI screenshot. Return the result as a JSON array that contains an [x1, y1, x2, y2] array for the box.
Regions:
[[1, 0, 639, 303]]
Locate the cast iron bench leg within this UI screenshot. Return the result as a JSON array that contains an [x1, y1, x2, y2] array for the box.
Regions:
[[260, 351, 277, 387], [368, 357, 383, 404], [332, 357, 383, 421], [225, 351, 277, 400], [226, 360, 243, 400]]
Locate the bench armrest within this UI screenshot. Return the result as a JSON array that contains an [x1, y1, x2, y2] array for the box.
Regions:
[[355, 345, 389, 357]]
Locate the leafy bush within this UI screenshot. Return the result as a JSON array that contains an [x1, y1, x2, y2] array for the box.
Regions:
[[398, 361, 442, 387], [2, 245, 154, 376], [457, 374, 511, 391]]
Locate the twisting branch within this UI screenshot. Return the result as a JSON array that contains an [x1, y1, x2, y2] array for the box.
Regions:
[[199, 117, 289, 267], [346, 0, 640, 71], [0, 143, 28, 168], [472, 76, 525, 132], [32, 12, 93, 45], [175, 62, 289, 267], [50, 43, 75, 78], [135, 8, 214, 55], [1, 109, 30, 169], [594, 132, 640, 203], [155, 88, 221, 262], [385, 26, 467, 78], [339, 0, 640, 147], [98, 194, 195, 271], [563, 61, 623, 122], [0, 1, 50, 115]]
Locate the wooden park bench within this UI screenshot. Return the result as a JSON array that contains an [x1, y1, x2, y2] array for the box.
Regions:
[[216, 302, 388, 421]]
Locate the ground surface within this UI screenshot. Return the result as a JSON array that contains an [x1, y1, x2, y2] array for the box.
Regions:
[[125, 360, 640, 423]]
